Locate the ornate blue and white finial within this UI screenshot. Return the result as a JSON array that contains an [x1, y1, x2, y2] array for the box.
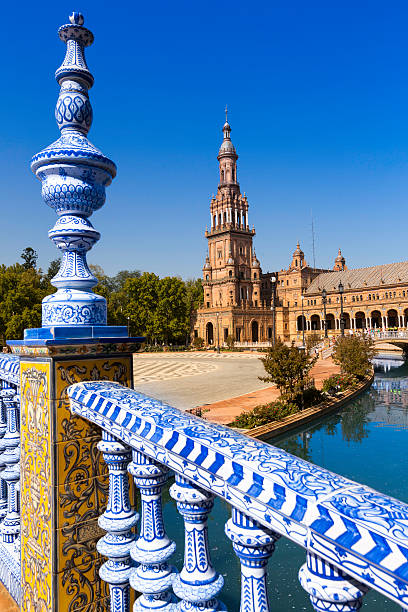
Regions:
[[31, 12, 116, 331]]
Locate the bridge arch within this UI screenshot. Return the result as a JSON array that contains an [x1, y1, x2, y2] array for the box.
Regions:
[[355, 311, 366, 329], [310, 314, 321, 331], [387, 309, 398, 328], [371, 310, 382, 328]]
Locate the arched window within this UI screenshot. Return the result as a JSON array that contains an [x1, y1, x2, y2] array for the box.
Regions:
[[213, 215, 216, 227], [205, 274, 209, 280], [218, 214, 222, 226], [295, 259, 298, 267], [224, 212, 227, 224], [254, 273, 257, 279], [229, 270, 232, 277], [221, 169, 225, 182], [232, 168, 235, 181], [242, 214, 246, 227]]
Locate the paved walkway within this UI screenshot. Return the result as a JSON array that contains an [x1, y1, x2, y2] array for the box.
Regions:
[[133, 352, 339, 421], [199, 356, 340, 425], [133, 351, 267, 410], [0, 583, 18, 611]]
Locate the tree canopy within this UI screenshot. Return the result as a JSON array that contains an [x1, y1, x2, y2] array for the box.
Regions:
[[0, 252, 203, 345]]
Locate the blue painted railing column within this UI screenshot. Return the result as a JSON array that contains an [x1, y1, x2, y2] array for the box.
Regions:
[[0, 392, 20, 545], [225, 509, 279, 612], [97, 431, 138, 612], [129, 450, 178, 610], [299, 552, 369, 611], [170, 475, 225, 611], [0, 393, 9, 520]]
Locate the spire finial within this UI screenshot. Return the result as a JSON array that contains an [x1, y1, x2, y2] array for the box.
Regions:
[[225, 104, 228, 123], [30, 14, 116, 333]]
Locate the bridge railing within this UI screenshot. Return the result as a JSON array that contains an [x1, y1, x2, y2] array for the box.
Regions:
[[369, 330, 408, 340], [0, 355, 21, 605], [68, 380, 408, 611]]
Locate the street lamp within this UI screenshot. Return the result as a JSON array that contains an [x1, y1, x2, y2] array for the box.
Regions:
[[271, 275, 276, 346], [127, 316, 130, 336], [301, 294, 305, 347], [215, 311, 220, 353], [322, 288, 328, 338], [338, 281, 345, 336]]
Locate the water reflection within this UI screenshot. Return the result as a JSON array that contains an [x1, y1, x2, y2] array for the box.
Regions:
[[161, 356, 408, 610]]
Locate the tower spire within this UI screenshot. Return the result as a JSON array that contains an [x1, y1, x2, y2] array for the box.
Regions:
[[31, 12, 116, 331]]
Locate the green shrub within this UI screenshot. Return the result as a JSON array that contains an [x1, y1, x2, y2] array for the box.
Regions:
[[333, 335, 375, 379], [301, 386, 324, 408], [192, 336, 204, 349], [322, 374, 357, 394], [231, 400, 299, 429]]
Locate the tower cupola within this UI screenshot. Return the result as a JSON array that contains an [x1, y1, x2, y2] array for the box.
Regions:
[[290, 241, 305, 269], [334, 248, 347, 271]]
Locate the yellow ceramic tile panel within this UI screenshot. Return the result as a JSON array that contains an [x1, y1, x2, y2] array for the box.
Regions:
[[55, 473, 109, 530], [75, 596, 111, 612], [55, 435, 108, 486], [55, 554, 109, 610], [20, 360, 53, 612], [54, 356, 132, 443], [56, 516, 104, 572]]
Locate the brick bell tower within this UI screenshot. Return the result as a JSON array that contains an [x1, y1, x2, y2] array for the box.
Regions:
[[195, 110, 273, 345]]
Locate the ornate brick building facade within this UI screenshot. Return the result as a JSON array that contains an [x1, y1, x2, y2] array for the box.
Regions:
[[194, 117, 408, 345]]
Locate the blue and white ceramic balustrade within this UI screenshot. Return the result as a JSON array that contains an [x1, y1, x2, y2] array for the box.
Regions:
[[0, 355, 21, 604], [28, 11, 121, 338], [68, 381, 408, 612]]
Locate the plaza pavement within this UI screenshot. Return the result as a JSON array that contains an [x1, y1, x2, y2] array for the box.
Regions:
[[133, 351, 340, 424]]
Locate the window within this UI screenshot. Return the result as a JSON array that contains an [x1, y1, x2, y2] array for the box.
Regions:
[[385, 293, 388, 299], [287, 280, 289, 286], [360, 295, 363, 301], [254, 273, 257, 279], [294, 301, 297, 306], [205, 274, 209, 280], [352, 296, 355, 302], [254, 300, 258, 307], [194, 329, 198, 338], [285, 323, 288, 329], [217, 250, 222, 259], [404, 291, 406, 297], [229, 270, 232, 277], [206, 302, 210, 308], [368, 294, 371, 300], [394, 291, 396, 297], [239, 247, 243, 255], [328, 297, 331, 304]]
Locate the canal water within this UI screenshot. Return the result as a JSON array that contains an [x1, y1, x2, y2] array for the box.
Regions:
[[162, 356, 407, 610]]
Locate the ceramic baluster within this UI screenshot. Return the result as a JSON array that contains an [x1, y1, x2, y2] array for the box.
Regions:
[[128, 449, 178, 611], [0, 389, 20, 542], [170, 474, 226, 611], [225, 508, 279, 612], [299, 551, 369, 611], [97, 431, 138, 612], [0, 393, 8, 520]]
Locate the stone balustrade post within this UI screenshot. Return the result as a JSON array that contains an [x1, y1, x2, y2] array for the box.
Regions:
[[129, 449, 178, 610], [97, 431, 138, 612], [299, 551, 369, 611], [170, 474, 225, 611], [225, 508, 279, 612]]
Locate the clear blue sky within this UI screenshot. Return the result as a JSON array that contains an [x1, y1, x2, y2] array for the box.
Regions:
[[2, 0, 408, 279]]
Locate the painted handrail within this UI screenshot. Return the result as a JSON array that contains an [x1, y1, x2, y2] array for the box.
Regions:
[[68, 380, 408, 610]]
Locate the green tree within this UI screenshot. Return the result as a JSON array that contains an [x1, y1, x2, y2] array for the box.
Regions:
[[154, 276, 187, 344], [0, 264, 51, 342], [260, 339, 318, 403], [333, 335, 375, 379], [46, 258, 61, 281], [21, 247, 38, 270]]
